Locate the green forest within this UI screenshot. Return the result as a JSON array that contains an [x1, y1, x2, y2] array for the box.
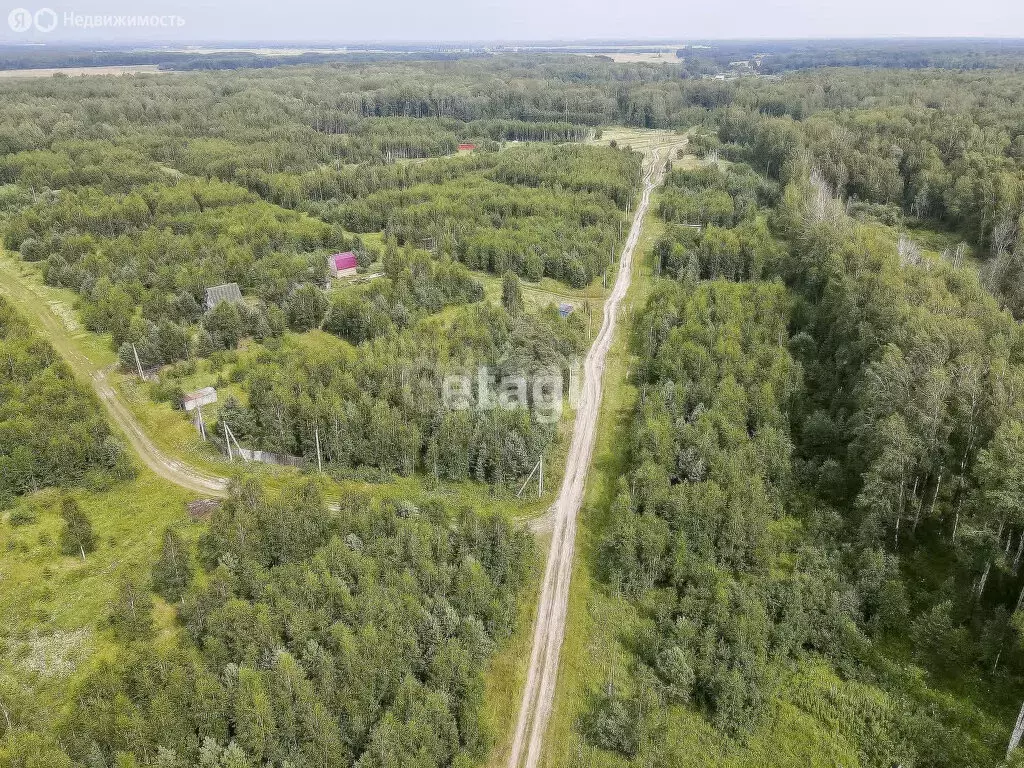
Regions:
[[59, 479, 534, 768], [4, 41, 1024, 768], [0, 61, 646, 478], [568, 132, 1024, 766], [0, 295, 132, 506]]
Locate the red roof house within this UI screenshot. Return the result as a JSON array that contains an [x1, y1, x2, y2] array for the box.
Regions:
[[328, 252, 358, 277], [457, 143, 476, 152]]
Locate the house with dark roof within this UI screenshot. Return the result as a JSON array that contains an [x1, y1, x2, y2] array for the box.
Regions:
[[205, 282, 243, 310]]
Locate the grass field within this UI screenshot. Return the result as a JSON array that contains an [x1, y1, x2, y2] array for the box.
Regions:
[[0, 471, 193, 724], [0, 253, 233, 474], [475, 266, 614, 346], [589, 127, 683, 152], [481, 531, 548, 768]]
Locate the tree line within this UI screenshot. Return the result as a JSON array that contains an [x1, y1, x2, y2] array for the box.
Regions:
[[332, 145, 639, 288]]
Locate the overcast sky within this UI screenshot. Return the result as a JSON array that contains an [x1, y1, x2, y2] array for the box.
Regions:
[[2, 0, 1024, 44]]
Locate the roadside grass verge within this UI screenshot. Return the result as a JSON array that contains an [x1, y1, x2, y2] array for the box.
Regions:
[[539, 195, 665, 768]]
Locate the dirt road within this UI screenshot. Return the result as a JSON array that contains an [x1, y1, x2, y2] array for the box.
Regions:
[[91, 370, 229, 496], [0, 261, 229, 497], [506, 143, 673, 768]]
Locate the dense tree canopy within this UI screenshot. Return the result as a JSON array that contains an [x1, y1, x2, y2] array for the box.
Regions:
[[0, 296, 131, 505], [214, 281, 585, 481], [0, 64, 645, 372], [584, 146, 1024, 767], [8, 48, 1024, 768], [59, 479, 533, 768]]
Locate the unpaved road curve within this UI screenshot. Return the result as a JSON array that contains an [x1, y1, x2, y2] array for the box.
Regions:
[[0, 263, 229, 497], [91, 370, 229, 496], [506, 145, 671, 768]]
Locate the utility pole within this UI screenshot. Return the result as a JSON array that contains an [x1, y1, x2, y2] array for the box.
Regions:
[[223, 420, 233, 461], [538, 456, 543, 497], [132, 343, 145, 380], [516, 458, 543, 499], [315, 425, 323, 473], [1009, 699, 1024, 758], [225, 423, 246, 462], [196, 406, 207, 441]]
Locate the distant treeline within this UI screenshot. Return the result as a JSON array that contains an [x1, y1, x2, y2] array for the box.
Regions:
[[0, 46, 484, 72], [2, 39, 1024, 74], [675, 38, 1024, 73]]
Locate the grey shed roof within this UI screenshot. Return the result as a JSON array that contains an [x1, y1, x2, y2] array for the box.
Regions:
[[205, 283, 243, 307]]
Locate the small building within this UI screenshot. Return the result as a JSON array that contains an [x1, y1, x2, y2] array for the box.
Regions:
[[457, 143, 476, 152], [558, 302, 575, 318], [328, 252, 358, 278], [205, 282, 243, 310], [182, 386, 218, 412]]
